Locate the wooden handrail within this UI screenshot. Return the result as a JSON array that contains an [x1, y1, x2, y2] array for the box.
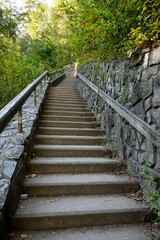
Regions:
[[48, 68, 65, 76], [0, 67, 65, 134], [77, 72, 160, 147]]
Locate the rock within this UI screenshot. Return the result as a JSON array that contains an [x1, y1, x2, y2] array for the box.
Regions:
[[152, 88, 160, 108], [137, 132, 144, 144], [137, 68, 142, 81], [0, 140, 5, 150], [0, 131, 13, 137], [138, 152, 146, 164], [145, 96, 152, 111], [149, 46, 160, 65], [141, 141, 146, 152], [131, 100, 145, 120], [151, 108, 160, 127], [127, 158, 140, 177], [1, 160, 17, 178], [146, 140, 156, 166], [143, 52, 149, 69], [154, 74, 160, 88], [141, 78, 153, 99], [146, 111, 152, 124], [11, 136, 25, 145], [141, 66, 158, 81], [5, 145, 24, 160], [0, 177, 10, 210]]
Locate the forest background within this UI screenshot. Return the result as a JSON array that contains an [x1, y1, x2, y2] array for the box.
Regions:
[[0, 0, 159, 108]]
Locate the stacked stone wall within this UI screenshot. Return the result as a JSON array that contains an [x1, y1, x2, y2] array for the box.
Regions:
[[77, 46, 160, 195]]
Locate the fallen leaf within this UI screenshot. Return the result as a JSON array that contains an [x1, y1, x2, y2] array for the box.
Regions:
[[48, 199, 57, 203], [20, 206, 23, 209], [26, 174, 37, 179], [21, 234, 28, 239]]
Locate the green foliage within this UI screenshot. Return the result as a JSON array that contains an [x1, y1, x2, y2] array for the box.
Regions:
[[0, 0, 159, 107], [61, 0, 160, 63], [141, 160, 160, 227], [0, 1, 58, 108]]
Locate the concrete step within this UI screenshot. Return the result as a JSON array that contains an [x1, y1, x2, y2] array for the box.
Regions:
[[41, 115, 95, 122], [12, 195, 147, 231], [44, 103, 86, 108], [32, 145, 105, 157], [35, 135, 104, 145], [38, 127, 104, 136], [11, 225, 152, 240], [28, 157, 120, 174], [43, 106, 90, 112], [45, 99, 84, 104], [46, 97, 83, 101], [38, 120, 97, 128], [42, 110, 94, 117], [47, 93, 81, 98], [23, 173, 139, 196]]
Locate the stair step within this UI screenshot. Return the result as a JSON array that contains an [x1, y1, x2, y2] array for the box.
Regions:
[[32, 145, 105, 157], [11, 225, 151, 240], [38, 120, 97, 128], [41, 115, 95, 122], [42, 110, 93, 116], [46, 97, 83, 101], [12, 195, 147, 231], [35, 135, 104, 145], [23, 173, 139, 196], [44, 103, 86, 108], [38, 127, 104, 136], [45, 100, 85, 104], [45, 99, 84, 104], [43, 106, 90, 112], [28, 157, 120, 174], [47, 93, 81, 97]]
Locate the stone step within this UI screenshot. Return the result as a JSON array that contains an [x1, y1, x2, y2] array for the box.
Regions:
[[32, 145, 105, 157], [35, 135, 104, 145], [41, 115, 95, 122], [38, 120, 97, 128], [38, 127, 104, 136], [23, 173, 139, 197], [12, 195, 147, 231], [43, 106, 90, 112], [28, 157, 120, 174], [42, 110, 94, 117], [11, 225, 151, 240]]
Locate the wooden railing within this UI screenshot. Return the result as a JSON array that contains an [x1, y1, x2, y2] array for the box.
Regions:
[[77, 72, 160, 147], [0, 68, 65, 134]]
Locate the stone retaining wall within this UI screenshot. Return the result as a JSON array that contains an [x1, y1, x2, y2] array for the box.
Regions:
[[0, 81, 49, 239], [77, 46, 160, 195]]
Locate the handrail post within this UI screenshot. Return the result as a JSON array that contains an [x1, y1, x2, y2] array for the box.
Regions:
[[44, 75, 47, 86], [18, 108, 22, 133], [34, 89, 36, 106], [40, 80, 42, 92]]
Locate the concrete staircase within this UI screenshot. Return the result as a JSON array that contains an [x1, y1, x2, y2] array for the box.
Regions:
[[11, 77, 151, 239]]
